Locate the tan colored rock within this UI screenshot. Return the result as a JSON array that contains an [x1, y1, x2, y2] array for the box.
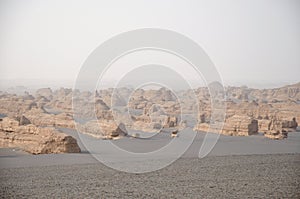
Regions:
[[78, 120, 127, 139], [35, 88, 53, 100], [24, 109, 75, 129], [224, 116, 258, 136], [130, 106, 179, 132], [194, 115, 258, 136], [1, 82, 300, 141], [258, 117, 298, 139], [0, 117, 80, 154], [258, 119, 272, 133], [131, 120, 162, 132], [0, 94, 38, 117], [193, 123, 210, 132]]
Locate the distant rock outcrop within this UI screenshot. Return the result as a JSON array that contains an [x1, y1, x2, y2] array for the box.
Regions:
[[35, 88, 53, 101], [258, 117, 298, 139], [194, 115, 258, 136], [78, 120, 127, 139], [24, 108, 75, 129], [282, 117, 298, 131], [1, 82, 300, 144]]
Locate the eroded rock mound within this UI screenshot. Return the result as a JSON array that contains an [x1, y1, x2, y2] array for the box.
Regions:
[[24, 108, 75, 129], [194, 115, 258, 136], [0, 117, 80, 154], [259, 117, 298, 139], [78, 120, 127, 139]]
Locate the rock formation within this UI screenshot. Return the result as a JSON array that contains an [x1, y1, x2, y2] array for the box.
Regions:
[[258, 116, 298, 139], [194, 115, 258, 136], [78, 120, 127, 139], [0, 117, 80, 154], [24, 108, 76, 129], [0, 82, 299, 146]]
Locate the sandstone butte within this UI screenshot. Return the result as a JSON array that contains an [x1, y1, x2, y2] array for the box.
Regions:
[[0, 82, 299, 154], [0, 117, 80, 154]]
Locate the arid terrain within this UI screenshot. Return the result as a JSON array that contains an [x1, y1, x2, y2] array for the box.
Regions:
[[0, 83, 300, 198], [1, 154, 299, 198]]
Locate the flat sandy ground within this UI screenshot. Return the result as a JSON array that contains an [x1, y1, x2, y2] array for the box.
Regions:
[[0, 154, 299, 198], [0, 130, 300, 198]]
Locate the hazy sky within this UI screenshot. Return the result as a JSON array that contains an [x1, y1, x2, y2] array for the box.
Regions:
[[0, 0, 299, 89]]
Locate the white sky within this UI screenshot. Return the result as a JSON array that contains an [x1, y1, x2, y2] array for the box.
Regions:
[[0, 0, 299, 89]]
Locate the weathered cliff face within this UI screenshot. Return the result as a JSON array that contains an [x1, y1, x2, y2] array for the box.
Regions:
[[0, 117, 80, 154], [193, 83, 300, 137], [195, 110, 298, 138], [259, 117, 298, 133], [258, 116, 298, 139], [129, 104, 179, 132], [194, 115, 258, 136]]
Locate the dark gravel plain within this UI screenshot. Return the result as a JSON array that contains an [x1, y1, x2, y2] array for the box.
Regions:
[[1, 154, 299, 198]]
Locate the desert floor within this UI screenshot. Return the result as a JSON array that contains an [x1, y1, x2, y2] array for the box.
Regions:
[[0, 154, 299, 198], [0, 130, 300, 198]]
